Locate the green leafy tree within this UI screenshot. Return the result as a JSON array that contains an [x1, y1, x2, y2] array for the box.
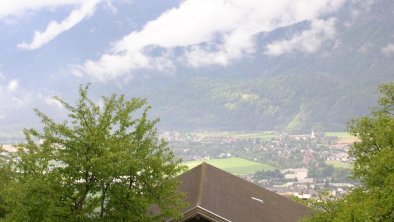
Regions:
[[307, 161, 334, 179], [0, 146, 13, 219], [304, 82, 394, 221], [253, 169, 284, 180], [1, 85, 186, 221]]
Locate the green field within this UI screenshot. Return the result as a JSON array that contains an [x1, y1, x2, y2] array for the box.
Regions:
[[192, 131, 277, 140], [184, 157, 275, 175], [324, 132, 353, 139], [325, 160, 351, 169]]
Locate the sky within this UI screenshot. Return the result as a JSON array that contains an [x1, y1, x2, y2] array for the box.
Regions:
[[0, 0, 385, 128]]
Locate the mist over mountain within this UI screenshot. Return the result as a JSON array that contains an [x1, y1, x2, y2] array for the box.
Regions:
[[126, 0, 394, 132], [0, 0, 393, 133]]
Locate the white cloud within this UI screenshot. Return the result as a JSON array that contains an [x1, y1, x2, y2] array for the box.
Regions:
[[381, 43, 394, 56], [45, 97, 64, 109], [18, 0, 101, 50], [75, 0, 346, 81], [0, 78, 31, 113], [0, 0, 86, 19], [265, 18, 337, 56], [0, 74, 62, 123], [7, 79, 19, 92]]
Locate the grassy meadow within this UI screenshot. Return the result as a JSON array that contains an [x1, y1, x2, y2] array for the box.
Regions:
[[325, 160, 351, 169], [184, 157, 275, 175], [324, 132, 353, 139], [192, 131, 277, 140]]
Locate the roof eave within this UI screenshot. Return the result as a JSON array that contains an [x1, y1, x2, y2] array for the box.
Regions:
[[170, 206, 232, 222]]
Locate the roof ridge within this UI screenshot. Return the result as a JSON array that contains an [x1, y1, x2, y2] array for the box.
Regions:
[[196, 163, 303, 205], [177, 162, 311, 222], [196, 162, 206, 206]]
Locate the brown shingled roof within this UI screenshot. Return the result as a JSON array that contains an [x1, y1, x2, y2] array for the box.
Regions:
[[174, 163, 311, 222]]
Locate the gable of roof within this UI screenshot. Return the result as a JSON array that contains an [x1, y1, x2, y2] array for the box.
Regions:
[[175, 163, 311, 222]]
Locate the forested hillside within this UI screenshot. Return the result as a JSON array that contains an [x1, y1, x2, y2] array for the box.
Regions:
[[130, 0, 394, 132]]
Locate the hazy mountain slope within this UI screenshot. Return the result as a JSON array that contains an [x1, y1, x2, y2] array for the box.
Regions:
[[130, 0, 394, 133]]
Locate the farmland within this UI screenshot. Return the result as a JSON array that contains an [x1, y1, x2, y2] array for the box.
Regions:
[[325, 160, 351, 169], [184, 157, 275, 175], [324, 132, 353, 139], [192, 131, 277, 141]]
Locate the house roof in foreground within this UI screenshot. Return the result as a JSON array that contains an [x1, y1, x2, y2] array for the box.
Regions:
[[175, 163, 311, 222]]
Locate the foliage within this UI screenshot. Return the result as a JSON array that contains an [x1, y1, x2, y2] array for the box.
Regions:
[[289, 195, 309, 207], [330, 168, 352, 183], [143, 72, 381, 133], [253, 169, 283, 180], [308, 161, 334, 179], [0, 146, 13, 219], [304, 82, 394, 221], [1, 85, 186, 221]]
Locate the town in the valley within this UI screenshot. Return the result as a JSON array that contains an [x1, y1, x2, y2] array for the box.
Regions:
[[161, 130, 357, 200], [0, 129, 357, 201]]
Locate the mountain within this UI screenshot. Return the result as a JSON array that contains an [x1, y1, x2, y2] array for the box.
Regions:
[[0, 0, 393, 134], [125, 0, 394, 133]]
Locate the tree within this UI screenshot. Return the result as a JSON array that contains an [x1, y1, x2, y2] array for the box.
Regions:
[[0, 146, 13, 219], [253, 169, 284, 180], [1, 85, 186, 221], [304, 82, 394, 221]]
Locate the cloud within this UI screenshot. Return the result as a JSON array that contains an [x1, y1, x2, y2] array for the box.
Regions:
[[343, 0, 375, 27], [105, 0, 117, 14], [265, 18, 337, 56], [75, 0, 346, 81], [44, 97, 64, 109], [0, 75, 65, 124], [7, 79, 19, 92], [0, 78, 31, 112], [18, 0, 101, 50], [381, 43, 394, 56], [0, 0, 86, 19]]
